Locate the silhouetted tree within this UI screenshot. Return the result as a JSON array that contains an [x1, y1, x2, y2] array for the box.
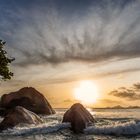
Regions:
[[0, 40, 14, 80]]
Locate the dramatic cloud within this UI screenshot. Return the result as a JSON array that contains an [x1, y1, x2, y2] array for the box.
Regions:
[[109, 83, 140, 100], [0, 0, 140, 67]]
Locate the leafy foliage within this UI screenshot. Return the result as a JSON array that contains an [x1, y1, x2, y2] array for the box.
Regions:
[[0, 40, 14, 80]]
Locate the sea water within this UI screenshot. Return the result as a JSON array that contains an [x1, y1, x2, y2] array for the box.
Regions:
[[0, 108, 140, 140]]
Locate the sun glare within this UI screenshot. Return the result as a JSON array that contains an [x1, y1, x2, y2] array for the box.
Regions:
[[74, 80, 99, 105]]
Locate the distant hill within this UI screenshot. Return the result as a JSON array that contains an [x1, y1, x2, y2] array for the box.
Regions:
[[92, 105, 140, 109]]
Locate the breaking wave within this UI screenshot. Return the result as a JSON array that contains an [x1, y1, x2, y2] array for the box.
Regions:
[[0, 123, 71, 136], [84, 120, 140, 136], [1, 120, 140, 136], [1, 115, 140, 137]]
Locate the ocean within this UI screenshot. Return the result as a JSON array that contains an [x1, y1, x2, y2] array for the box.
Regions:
[[0, 108, 140, 140]]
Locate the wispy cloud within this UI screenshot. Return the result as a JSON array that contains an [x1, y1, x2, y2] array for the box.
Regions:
[[0, 0, 140, 67], [109, 83, 140, 100]]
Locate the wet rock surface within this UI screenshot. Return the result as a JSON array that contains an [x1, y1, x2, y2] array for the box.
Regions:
[[62, 103, 95, 133]]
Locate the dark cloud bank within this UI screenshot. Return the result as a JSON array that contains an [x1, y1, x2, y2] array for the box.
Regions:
[[110, 83, 140, 100], [0, 0, 140, 67]]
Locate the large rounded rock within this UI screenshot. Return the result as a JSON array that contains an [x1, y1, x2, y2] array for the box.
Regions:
[[62, 103, 95, 133], [0, 106, 43, 131], [0, 87, 55, 115]]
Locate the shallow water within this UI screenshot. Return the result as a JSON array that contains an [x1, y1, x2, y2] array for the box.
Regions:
[[1, 108, 140, 140]]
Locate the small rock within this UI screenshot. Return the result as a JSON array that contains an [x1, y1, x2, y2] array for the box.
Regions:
[[0, 106, 43, 131], [62, 103, 95, 133]]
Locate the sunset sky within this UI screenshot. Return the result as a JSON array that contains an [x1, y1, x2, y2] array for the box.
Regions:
[[0, 0, 140, 108]]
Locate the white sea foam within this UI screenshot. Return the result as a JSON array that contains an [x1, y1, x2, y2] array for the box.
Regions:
[[0, 123, 71, 136], [84, 120, 140, 136]]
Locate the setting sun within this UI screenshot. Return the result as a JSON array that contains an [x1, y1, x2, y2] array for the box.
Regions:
[[74, 80, 99, 105]]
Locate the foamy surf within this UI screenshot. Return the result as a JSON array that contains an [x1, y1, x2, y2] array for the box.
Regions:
[[84, 120, 140, 136], [0, 123, 71, 136]]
